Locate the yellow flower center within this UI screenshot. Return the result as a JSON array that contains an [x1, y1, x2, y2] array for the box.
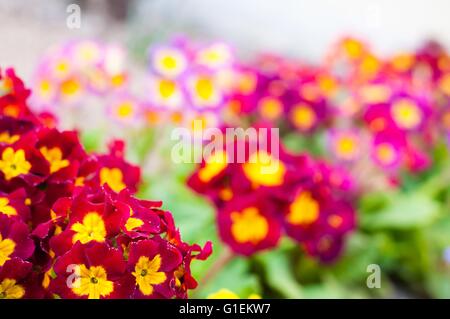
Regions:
[[72, 265, 114, 299], [375, 143, 397, 165], [286, 191, 320, 226], [61, 79, 81, 96], [391, 98, 422, 129], [3, 104, 20, 118], [391, 54, 414, 72], [328, 215, 343, 228], [38, 79, 53, 98], [40, 147, 69, 174], [158, 79, 177, 99], [99, 167, 126, 192], [318, 75, 337, 96], [0, 132, 19, 144], [0, 234, 15, 266], [291, 104, 316, 130], [115, 101, 134, 119], [195, 77, 215, 101], [242, 151, 286, 187], [335, 136, 357, 159], [0, 147, 31, 180], [343, 39, 363, 60], [219, 187, 233, 201], [0, 197, 17, 217], [75, 176, 85, 187], [125, 217, 144, 231], [359, 84, 391, 104], [0, 279, 25, 299], [71, 212, 106, 244], [132, 255, 166, 296], [54, 61, 70, 77], [359, 55, 380, 77], [161, 55, 178, 70], [439, 74, 450, 96], [259, 97, 282, 120], [237, 72, 257, 95], [231, 207, 269, 244], [198, 150, 228, 183], [111, 74, 126, 88], [77, 43, 99, 63]]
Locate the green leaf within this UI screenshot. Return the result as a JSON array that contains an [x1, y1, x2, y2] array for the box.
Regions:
[[80, 129, 104, 153], [256, 249, 303, 298], [328, 233, 380, 284], [361, 193, 440, 230]]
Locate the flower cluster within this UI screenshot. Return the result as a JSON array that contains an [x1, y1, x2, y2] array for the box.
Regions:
[[224, 38, 450, 186], [32, 40, 128, 109], [146, 38, 236, 130], [0, 68, 210, 299], [187, 136, 356, 262], [225, 55, 334, 134]]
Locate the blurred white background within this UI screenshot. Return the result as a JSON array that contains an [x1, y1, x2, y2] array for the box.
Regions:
[[1, 0, 450, 78]]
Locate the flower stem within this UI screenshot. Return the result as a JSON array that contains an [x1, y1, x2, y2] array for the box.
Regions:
[[198, 247, 235, 290]]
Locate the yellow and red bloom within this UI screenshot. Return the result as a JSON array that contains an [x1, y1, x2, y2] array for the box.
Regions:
[[0, 69, 36, 122], [94, 140, 141, 193], [0, 257, 32, 299], [126, 239, 182, 298], [49, 192, 126, 256], [0, 68, 211, 299], [0, 215, 34, 267], [0, 189, 30, 221], [51, 242, 127, 299], [218, 195, 282, 256]]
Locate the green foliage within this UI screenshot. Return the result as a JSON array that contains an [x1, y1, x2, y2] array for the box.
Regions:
[[361, 192, 440, 230]]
